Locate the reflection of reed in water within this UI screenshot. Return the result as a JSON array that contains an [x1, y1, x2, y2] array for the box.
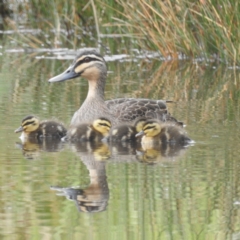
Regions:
[[51, 152, 109, 213]]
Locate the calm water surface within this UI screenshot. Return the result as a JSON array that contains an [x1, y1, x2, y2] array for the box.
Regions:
[[0, 50, 240, 240]]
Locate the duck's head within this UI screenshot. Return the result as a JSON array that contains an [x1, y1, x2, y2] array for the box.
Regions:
[[134, 117, 147, 133], [136, 120, 161, 138], [48, 48, 107, 83], [15, 115, 40, 133], [92, 118, 112, 137]]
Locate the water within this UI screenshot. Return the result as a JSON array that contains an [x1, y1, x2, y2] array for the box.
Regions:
[[1, 48, 240, 240]]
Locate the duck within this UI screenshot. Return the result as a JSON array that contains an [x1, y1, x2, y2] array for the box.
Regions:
[[15, 115, 67, 140], [136, 119, 192, 148], [63, 117, 111, 142], [48, 48, 183, 127], [108, 117, 147, 142]]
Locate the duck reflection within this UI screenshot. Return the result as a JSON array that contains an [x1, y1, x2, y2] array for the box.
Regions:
[[51, 147, 109, 213], [52, 130, 192, 212]]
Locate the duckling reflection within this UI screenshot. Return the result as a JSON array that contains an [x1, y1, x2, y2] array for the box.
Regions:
[[15, 115, 67, 140], [15, 141, 41, 160], [51, 158, 109, 213], [110, 141, 138, 156], [16, 138, 66, 159], [92, 143, 111, 161], [69, 140, 111, 161], [136, 144, 188, 164]]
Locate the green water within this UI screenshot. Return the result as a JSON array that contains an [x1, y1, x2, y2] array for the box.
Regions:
[[0, 48, 240, 240]]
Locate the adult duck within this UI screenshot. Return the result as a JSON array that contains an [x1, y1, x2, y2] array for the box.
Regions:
[[49, 48, 182, 127]]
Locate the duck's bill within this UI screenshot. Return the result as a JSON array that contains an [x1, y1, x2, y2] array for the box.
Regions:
[[135, 131, 145, 137], [15, 126, 23, 133], [48, 66, 80, 83]]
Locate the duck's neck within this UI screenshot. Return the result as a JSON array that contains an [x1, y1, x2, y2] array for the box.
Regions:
[[86, 71, 106, 101], [70, 71, 110, 125]]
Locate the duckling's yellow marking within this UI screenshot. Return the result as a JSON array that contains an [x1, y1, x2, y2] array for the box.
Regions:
[[112, 129, 118, 135], [22, 117, 40, 133], [135, 119, 147, 133], [142, 122, 161, 137], [71, 128, 77, 135], [57, 125, 63, 132], [92, 118, 111, 137]]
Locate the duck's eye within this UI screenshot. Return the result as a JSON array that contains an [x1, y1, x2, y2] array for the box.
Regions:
[[84, 57, 91, 62]]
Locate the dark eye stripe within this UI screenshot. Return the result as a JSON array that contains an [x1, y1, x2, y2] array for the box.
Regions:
[[99, 123, 111, 127], [75, 57, 102, 67], [23, 120, 35, 126], [144, 125, 155, 131]]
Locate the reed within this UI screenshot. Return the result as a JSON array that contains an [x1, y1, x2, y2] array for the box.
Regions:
[[3, 0, 240, 64], [104, 0, 240, 64], [3, 0, 102, 49]]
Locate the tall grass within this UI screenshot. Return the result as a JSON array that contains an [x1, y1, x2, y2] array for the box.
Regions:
[[2, 0, 240, 64], [102, 0, 240, 64], [2, 0, 101, 49]]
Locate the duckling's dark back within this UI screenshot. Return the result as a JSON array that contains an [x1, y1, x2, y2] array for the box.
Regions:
[[65, 123, 104, 142], [110, 125, 137, 142], [159, 124, 191, 144], [40, 121, 67, 138]]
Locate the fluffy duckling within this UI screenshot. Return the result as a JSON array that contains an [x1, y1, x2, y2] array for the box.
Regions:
[[136, 119, 192, 148], [108, 117, 147, 142], [15, 115, 67, 140], [63, 117, 111, 142]]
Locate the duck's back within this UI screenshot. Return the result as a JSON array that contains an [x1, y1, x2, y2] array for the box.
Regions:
[[105, 98, 181, 126]]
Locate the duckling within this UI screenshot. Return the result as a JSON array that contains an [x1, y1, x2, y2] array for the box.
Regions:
[[48, 48, 183, 127], [63, 117, 111, 142], [15, 115, 67, 140], [136, 119, 192, 148], [109, 117, 147, 142]]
